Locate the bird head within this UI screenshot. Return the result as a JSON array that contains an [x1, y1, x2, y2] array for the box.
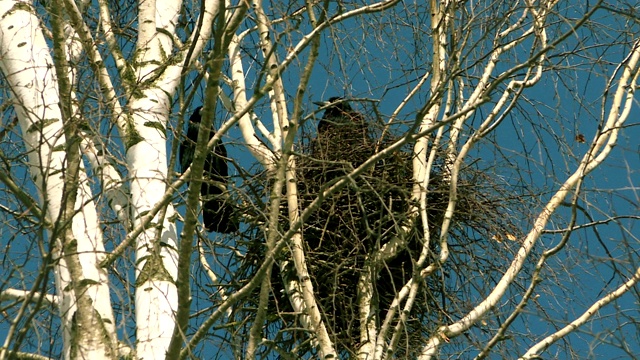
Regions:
[[189, 106, 203, 123], [314, 97, 354, 119]]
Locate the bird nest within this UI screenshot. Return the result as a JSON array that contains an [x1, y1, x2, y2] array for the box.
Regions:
[[231, 116, 521, 357]]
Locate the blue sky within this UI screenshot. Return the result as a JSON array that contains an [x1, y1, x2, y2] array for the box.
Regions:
[[1, 2, 639, 359]]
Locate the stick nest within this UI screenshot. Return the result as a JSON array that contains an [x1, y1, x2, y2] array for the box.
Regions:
[[231, 117, 520, 357]]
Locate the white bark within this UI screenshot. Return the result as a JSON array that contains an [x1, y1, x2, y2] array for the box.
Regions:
[[0, 289, 58, 307], [228, 32, 278, 171], [0, 1, 116, 358], [520, 265, 640, 359], [1, 0, 636, 359], [125, 0, 184, 356], [126, 100, 180, 358], [419, 36, 640, 360]]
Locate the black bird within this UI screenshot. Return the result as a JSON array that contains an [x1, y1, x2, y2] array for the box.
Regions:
[[314, 97, 366, 137], [310, 97, 372, 175], [313, 97, 369, 152], [180, 106, 239, 233]]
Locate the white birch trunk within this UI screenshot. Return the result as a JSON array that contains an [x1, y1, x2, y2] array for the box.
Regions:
[[127, 0, 182, 356], [0, 1, 116, 358]]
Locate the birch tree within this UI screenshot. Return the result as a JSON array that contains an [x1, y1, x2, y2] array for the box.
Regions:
[[0, 0, 638, 359]]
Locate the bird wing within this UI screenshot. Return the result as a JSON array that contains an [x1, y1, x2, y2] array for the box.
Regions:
[[179, 135, 195, 174]]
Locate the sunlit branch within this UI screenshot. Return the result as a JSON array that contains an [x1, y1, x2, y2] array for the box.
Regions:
[[95, 0, 129, 90], [520, 265, 640, 359], [60, 0, 128, 136], [228, 33, 278, 171], [476, 176, 586, 360], [420, 35, 640, 360], [80, 134, 130, 228], [542, 215, 640, 233], [0, 289, 58, 308], [197, 239, 231, 317]]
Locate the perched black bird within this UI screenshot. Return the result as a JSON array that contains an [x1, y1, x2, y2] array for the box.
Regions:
[[313, 97, 369, 156], [180, 106, 239, 233], [308, 97, 372, 180], [314, 97, 367, 138]]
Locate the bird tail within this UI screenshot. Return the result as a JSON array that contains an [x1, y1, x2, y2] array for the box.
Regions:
[[203, 198, 239, 233]]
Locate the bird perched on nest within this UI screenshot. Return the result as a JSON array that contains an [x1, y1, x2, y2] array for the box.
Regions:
[[312, 97, 370, 157], [314, 97, 368, 142], [180, 106, 239, 233]]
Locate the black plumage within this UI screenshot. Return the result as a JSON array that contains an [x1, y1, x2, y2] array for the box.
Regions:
[[311, 97, 370, 164], [179, 106, 239, 233], [314, 96, 367, 139]]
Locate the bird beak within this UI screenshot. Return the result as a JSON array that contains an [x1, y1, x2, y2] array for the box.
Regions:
[[313, 101, 329, 107]]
